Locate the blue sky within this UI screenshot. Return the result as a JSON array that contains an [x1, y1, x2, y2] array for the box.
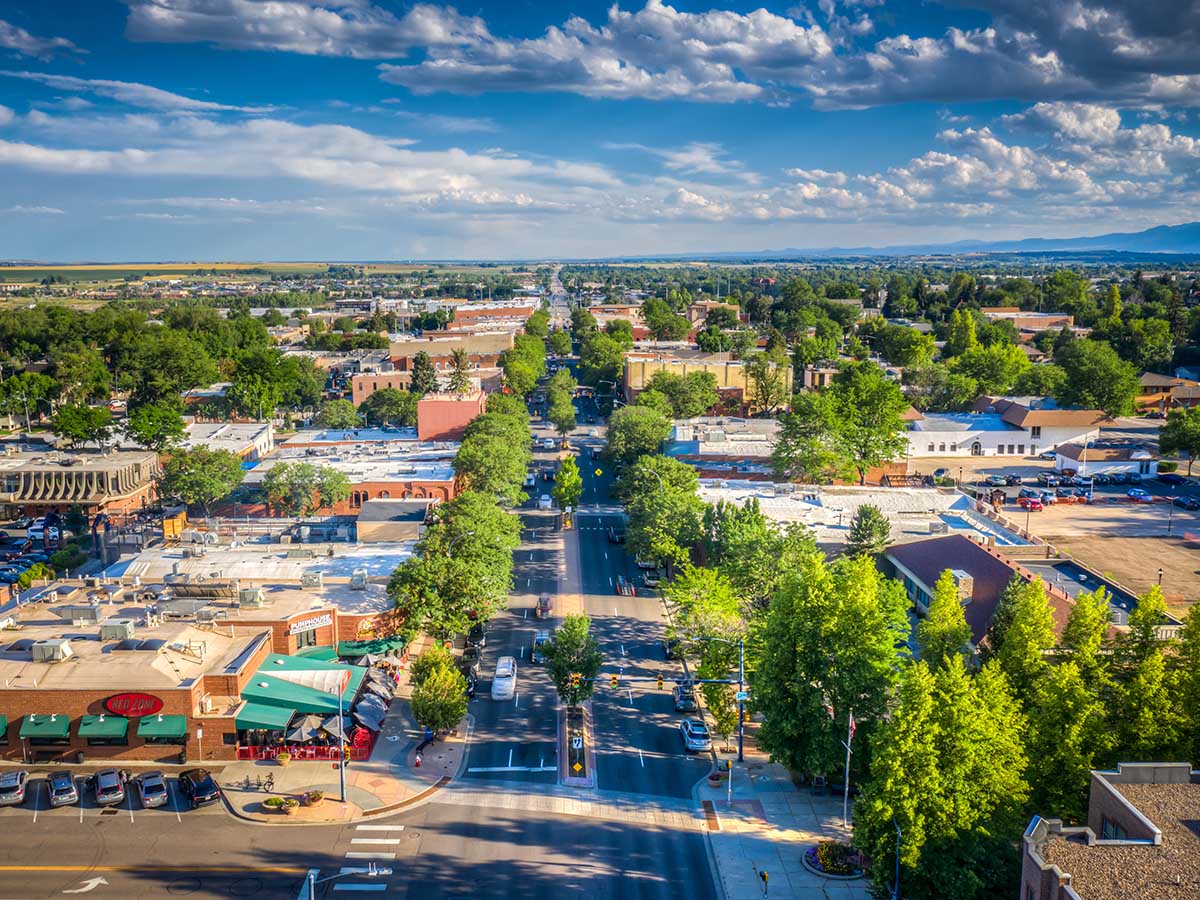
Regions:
[[0, 1, 1197, 261]]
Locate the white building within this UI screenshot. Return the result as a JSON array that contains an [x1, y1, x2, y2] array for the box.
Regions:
[[906, 397, 1110, 458], [183, 422, 275, 461], [1055, 441, 1158, 477]]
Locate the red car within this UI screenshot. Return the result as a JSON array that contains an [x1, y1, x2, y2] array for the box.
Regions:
[[1018, 497, 1044, 511]]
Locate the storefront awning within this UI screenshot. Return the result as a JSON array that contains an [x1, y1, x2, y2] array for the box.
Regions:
[[78, 715, 128, 739], [236, 702, 295, 732], [0, 715, 7, 734], [337, 636, 406, 658], [137, 715, 187, 739], [256, 654, 365, 708], [296, 646, 338, 661], [20, 714, 70, 739]]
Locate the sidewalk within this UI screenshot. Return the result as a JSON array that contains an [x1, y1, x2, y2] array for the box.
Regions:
[[220, 664, 467, 824], [698, 736, 870, 900]]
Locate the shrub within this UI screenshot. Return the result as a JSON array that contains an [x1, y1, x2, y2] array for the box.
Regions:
[[409, 642, 454, 688], [304, 790, 324, 805], [815, 841, 861, 876], [263, 796, 284, 808], [1158, 461, 1178, 473]]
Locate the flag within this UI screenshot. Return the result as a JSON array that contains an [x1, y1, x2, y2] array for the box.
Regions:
[[848, 711, 857, 742], [823, 702, 834, 720]]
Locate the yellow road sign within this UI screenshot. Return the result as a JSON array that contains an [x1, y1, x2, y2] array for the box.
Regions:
[[594, 468, 603, 477], [572, 762, 583, 773]]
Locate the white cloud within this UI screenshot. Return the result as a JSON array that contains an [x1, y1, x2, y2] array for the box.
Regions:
[[0, 19, 81, 59], [0, 104, 13, 127], [783, 167, 847, 185], [388, 109, 499, 133], [0, 71, 273, 113], [3, 204, 64, 214], [605, 141, 750, 179], [123, 0, 487, 59]]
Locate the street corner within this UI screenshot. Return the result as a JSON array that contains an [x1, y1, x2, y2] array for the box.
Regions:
[[221, 779, 368, 825], [408, 713, 470, 782]]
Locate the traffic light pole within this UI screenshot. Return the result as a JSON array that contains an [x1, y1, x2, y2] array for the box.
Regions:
[[737, 638, 745, 763]]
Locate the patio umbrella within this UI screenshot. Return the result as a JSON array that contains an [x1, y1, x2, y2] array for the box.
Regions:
[[286, 714, 325, 743], [356, 654, 382, 668], [365, 680, 393, 701], [357, 693, 388, 716], [365, 668, 394, 688], [352, 709, 384, 732], [320, 715, 352, 742]]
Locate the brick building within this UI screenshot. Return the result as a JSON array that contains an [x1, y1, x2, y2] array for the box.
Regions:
[[417, 391, 487, 441], [1021, 763, 1200, 900], [0, 450, 159, 519]]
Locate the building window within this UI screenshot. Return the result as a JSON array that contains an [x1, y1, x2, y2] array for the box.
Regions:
[[1100, 817, 1127, 841], [949, 444, 957, 453], [928, 443, 935, 453], [1018, 445, 1025, 454], [143, 735, 187, 746], [295, 628, 318, 650], [939, 443, 946, 452], [87, 735, 129, 747], [1008, 444, 1016, 455], [223, 733, 238, 746], [1030, 426, 1042, 439], [28, 736, 71, 747]]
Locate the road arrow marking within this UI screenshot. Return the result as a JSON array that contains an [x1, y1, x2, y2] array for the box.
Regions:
[[63, 878, 108, 894]]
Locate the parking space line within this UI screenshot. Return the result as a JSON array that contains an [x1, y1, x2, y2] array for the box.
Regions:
[[169, 783, 182, 823], [79, 803, 83, 825], [128, 799, 135, 824], [514, 693, 520, 708], [638, 749, 644, 767], [31, 783, 39, 823], [344, 853, 396, 861]]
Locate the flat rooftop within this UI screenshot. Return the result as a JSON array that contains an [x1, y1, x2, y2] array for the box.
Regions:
[[106, 541, 415, 584], [182, 422, 272, 452], [280, 427, 420, 446], [242, 454, 455, 486], [0, 449, 159, 474], [0, 590, 262, 691], [1041, 781, 1200, 900], [908, 413, 1020, 433]]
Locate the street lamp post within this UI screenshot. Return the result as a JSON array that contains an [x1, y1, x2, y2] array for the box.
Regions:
[[1158, 567, 1164, 587], [692, 634, 746, 763], [445, 531, 476, 557], [1168, 486, 1175, 535]]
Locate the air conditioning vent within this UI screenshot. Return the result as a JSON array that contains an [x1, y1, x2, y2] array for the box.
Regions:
[[32, 638, 73, 663]]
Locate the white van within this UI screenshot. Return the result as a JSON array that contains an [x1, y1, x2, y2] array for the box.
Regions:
[[491, 656, 517, 700]]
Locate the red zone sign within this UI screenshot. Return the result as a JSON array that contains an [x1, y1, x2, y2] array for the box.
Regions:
[[103, 692, 165, 717]]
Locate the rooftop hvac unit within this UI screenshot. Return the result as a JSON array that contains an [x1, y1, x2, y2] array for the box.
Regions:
[[298, 526, 311, 541], [82, 577, 101, 588], [99, 618, 136, 641], [238, 587, 266, 607], [279, 535, 292, 545], [32, 638, 73, 663], [929, 521, 949, 534], [52, 604, 104, 624], [299, 572, 323, 589], [0, 617, 15, 630], [349, 568, 369, 590]]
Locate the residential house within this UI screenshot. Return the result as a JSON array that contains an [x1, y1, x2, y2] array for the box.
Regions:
[[1137, 372, 1200, 413], [1054, 440, 1158, 478]]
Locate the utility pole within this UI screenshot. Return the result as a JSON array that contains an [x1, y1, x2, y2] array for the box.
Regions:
[[842, 709, 855, 828], [737, 637, 745, 763]]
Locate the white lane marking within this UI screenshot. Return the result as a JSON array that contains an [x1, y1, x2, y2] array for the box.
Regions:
[[31, 783, 39, 823], [345, 852, 396, 860], [604, 552, 608, 560], [333, 886, 387, 893], [351, 838, 402, 845], [466, 766, 557, 773], [79, 801, 84, 824], [524, 609, 528, 619], [356, 825, 404, 831], [614, 608, 618, 616], [514, 693, 520, 708], [508, 748, 514, 767], [519, 645, 525, 659], [639, 748, 645, 767], [608, 576, 613, 586], [170, 782, 182, 823], [628, 689, 634, 706], [526, 578, 531, 588], [128, 799, 135, 824], [620, 643, 625, 656]]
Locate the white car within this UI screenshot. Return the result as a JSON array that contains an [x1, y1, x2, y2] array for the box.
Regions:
[[538, 494, 553, 510], [524, 472, 537, 488], [491, 656, 517, 700], [27, 525, 71, 541], [680, 719, 712, 753], [540, 438, 556, 451]]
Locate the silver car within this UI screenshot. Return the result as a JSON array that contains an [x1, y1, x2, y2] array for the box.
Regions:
[[92, 768, 126, 806], [531, 630, 551, 664], [0, 770, 28, 806], [134, 771, 169, 809], [48, 771, 79, 808], [679, 719, 712, 753]]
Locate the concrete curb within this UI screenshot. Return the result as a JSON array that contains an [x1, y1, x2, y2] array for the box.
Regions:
[[692, 771, 730, 900]]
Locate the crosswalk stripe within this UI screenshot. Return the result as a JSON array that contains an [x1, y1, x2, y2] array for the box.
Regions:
[[345, 852, 396, 860], [350, 839, 402, 845], [333, 885, 387, 892], [355, 825, 404, 831]]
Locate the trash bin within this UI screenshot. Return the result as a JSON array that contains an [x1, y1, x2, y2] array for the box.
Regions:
[[178, 750, 187, 765], [76, 750, 86, 764]]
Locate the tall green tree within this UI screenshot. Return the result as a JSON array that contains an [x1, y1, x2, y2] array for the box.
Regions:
[[0, 371, 57, 425], [943, 308, 979, 358], [552, 455, 583, 510], [917, 570, 973, 669], [547, 390, 577, 437], [158, 446, 245, 515], [409, 351, 439, 397], [543, 614, 603, 707], [51, 403, 113, 449], [844, 504, 893, 557], [605, 405, 671, 466], [126, 401, 186, 451], [1115, 650, 1183, 761], [51, 346, 112, 405], [620, 455, 705, 569], [448, 347, 473, 396], [261, 462, 351, 516], [1054, 339, 1139, 416], [547, 330, 572, 356], [1172, 604, 1200, 765], [1158, 406, 1200, 475], [643, 371, 719, 419], [227, 373, 283, 421], [453, 410, 532, 506], [1057, 587, 1111, 679], [744, 352, 788, 414], [995, 577, 1055, 705], [315, 399, 361, 429], [1121, 584, 1170, 666], [358, 388, 418, 427], [410, 663, 468, 735], [754, 554, 909, 781]]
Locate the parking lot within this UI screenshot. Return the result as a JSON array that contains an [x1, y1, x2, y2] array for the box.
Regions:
[[0, 768, 227, 824]]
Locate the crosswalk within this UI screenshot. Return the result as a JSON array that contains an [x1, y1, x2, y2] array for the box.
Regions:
[[332, 824, 405, 892]]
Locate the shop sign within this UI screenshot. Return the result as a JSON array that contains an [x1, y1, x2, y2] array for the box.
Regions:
[[289, 613, 333, 634], [104, 692, 164, 717]]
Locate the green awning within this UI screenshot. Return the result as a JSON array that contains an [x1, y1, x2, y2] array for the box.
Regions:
[[0, 716, 7, 734], [296, 646, 338, 661], [242, 675, 348, 715], [78, 715, 128, 739], [337, 636, 406, 658], [255, 654, 365, 707], [236, 702, 295, 732], [137, 715, 188, 739], [20, 714, 70, 739]]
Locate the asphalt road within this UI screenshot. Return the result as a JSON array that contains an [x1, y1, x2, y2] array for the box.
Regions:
[[0, 791, 714, 900]]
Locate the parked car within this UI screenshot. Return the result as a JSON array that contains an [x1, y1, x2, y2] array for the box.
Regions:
[[12, 517, 33, 529], [1002, 474, 1023, 485], [92, 768, 126, 806], [178, 769, 220, 809], [537, 494, 553, 510], [491, 656, 518, 701], [642, 572, 661, 588], [20, 552, 49, 564], [134, 771, 169, 809], [1127, 473, 1143, 484], [606, 527, 626, 544], [679, 719, 712, 753], [540, 438, 556, 451], [1127, 488, 1153, 502], [672, 685, 698, 712], [47, 771, 79, 808], [1173, 496, 1200, 511], [1039, 491, 1058, 505], [1091, 473, 1111, 486], [1017, 497, 1044, 511], [466, 622, 487, 649], [1018, 487, 1040, 499], [531, 630, 551, 664], [982, 475, 1007, 487], [1038, 450, 1057, 460], [635, 556, 658, 570], [1158, 472, 1187, 486], [535, 593, 552, 618], [524, 472, 537, 488], [0, 770, 28, 806], [1036, 473, 1060, 486], [1109, 472, 1129, 485]]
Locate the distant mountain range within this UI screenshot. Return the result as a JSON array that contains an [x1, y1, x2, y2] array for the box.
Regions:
[[610, 221, 1200, 262]]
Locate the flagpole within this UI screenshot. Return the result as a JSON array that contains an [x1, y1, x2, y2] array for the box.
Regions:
[[842, 708, 854, 828]]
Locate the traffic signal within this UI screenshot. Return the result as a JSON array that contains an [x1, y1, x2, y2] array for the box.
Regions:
[[570, 672, 581, 688], [656, 673, 664, 690], [610, 674, 618, 689]]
